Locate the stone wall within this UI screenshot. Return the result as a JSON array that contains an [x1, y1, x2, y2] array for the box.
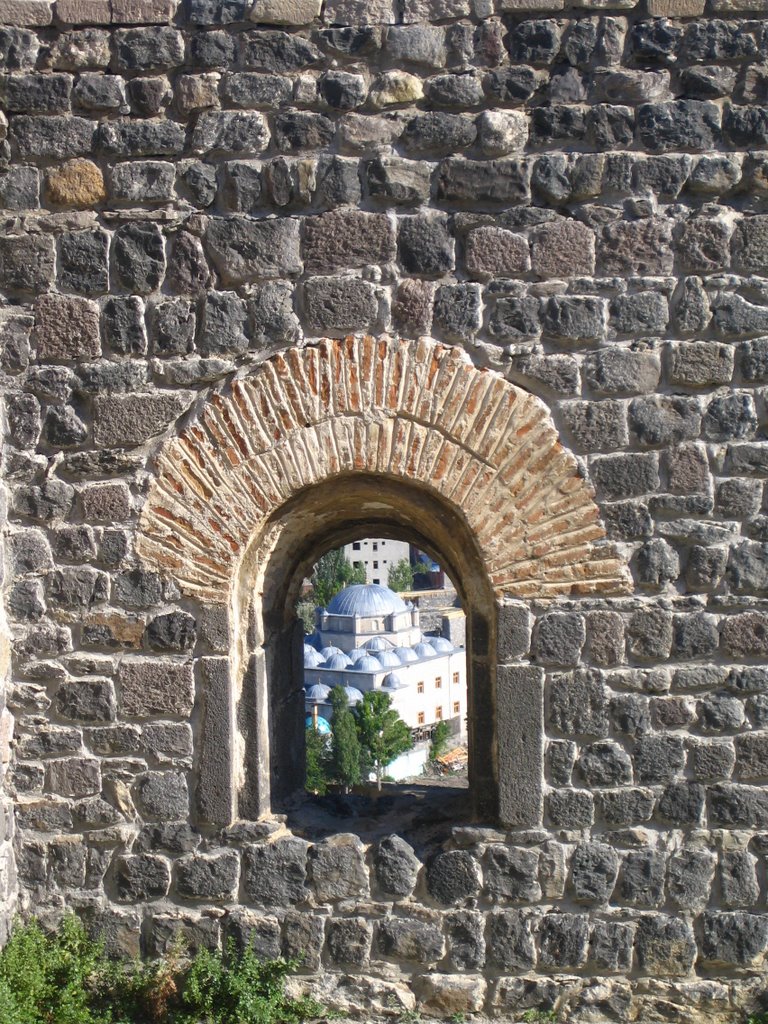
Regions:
[[1, 0, 768, 1019]]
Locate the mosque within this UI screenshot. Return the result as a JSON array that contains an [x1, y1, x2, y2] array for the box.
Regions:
[[303, 583, 467, 779]]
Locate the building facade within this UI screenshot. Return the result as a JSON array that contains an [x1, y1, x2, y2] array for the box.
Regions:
[[342, 538, 411, 586]]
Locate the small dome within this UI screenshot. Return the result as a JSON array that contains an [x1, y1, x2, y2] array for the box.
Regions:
[[347, 648, 368, 663], [364, 636, 390, 652], [376, 650, 402, 668], [324, 653, 352, 670], [304, 647, 324, 668], [305, 683, 331, 701], [326, 583, 408, 617], [431, 637, 454, 653], [382, 671, 405, 689], [394, 647, 418, 664], [319, 646, 344, 660], [414, 642, 437, 658], [341, 684, 363, 705], [306, 715, 331, 734], [351, 654, 381, 672]]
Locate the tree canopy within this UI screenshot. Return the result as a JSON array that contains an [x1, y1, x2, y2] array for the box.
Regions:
[[328, 686, 362, 793], [353, 690, 413, 790], [387, 558, 414, 593], [311, 549, 366, 607]]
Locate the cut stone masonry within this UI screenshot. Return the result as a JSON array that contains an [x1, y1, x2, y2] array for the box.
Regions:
[[2, 0, 768, 1017]]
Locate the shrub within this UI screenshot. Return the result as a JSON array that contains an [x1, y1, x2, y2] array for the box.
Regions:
[[0, 916, 327, 1024]]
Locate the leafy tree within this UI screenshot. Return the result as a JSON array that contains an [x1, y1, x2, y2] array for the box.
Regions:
[[354, 690, 413, 790], [311, 549, 366, 607], [295, 600, 316, 635], [305, 725, 330, 795], [387, 558, 414, 593], [329, 686, 362, 792], [429, 720, 451, 762]]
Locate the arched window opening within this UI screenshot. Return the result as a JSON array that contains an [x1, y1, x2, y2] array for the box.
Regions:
[[234, 473, 498, 836]]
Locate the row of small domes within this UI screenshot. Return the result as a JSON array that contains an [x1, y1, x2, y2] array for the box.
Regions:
[[303, 635, 454, 671]]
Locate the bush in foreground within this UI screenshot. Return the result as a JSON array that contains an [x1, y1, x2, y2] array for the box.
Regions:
[[0, 915, 326, 1024]]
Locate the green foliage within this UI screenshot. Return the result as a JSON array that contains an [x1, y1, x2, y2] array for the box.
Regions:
[[429, 720, 451, 762], [329, 685, 362, 792], [521, 1010, 558, 1023], [295, 600, 316, 635], [747, 1014, 768, 1024], [176, 944, 324, 1024], [353, 690, 413, 789], [0, 916, 327, 1024], [305, 725, 331, 795], [0, 915, 111, 1024], [387, 558, 414, 593], [311, 549, 366, 607]]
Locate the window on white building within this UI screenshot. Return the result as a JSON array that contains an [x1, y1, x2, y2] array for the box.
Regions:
[[435, 706, 443, 721], [435, 676, 442, 689]]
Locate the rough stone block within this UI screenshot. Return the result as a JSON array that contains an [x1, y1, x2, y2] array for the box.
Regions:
[[205, 217, 300, 284], [243, 837, 309, 906], [465, 226, 530, 279], [497, 665, 544, 827], [176, 850, 239, 900], [530, 219, 595, 277], [0, 235, 55, 295], [302, 277, 378, 334], [484, 845, 541, 902], [93, 392, 190, 447], [115, 853, 171, 902], [303, 210, 395, 274], [487, 910, 536, 970], [373, 834, 420, 898], [134, 770, 188, 821], [427, 850, 481, 906], [118, 660, 194, 718], [377, 916, 444, 964], [309, 834, 368, 902]]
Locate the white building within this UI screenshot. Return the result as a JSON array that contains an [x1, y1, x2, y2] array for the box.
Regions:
[[343, 538, 411, 586], [304, 583, 467, 779]]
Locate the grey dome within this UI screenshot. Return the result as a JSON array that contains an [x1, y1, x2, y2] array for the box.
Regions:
[[326, 583, 408, 617], [377, 650, 402, 668], [303, 647, 323, 668], [324, 653, 352, 670], [431, 637, 454, 653], [320, 646, 344, 660], [342, 684, 363, 705], [364, 636, 390, 652], [347, 648, 368, 663], [305, 683, 331, 701], [395, 647, 418, 664], [352, 654, 382, 672], [382, 671, 405, 689], [414, 641, 437, 658]]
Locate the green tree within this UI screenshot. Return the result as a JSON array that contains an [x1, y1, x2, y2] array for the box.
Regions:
[[311, 549, 366, 607], [429, 720, 451, 762], [329, 686, 362, 792], [354, 690, 413, 790], [305, 725, 330, 795], [295, 600, 316, 635], [387, 558, 414, 593]]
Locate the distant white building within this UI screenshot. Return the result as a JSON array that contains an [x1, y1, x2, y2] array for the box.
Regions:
[[304, 583, 467, 780], [343, 538, 411, 586]]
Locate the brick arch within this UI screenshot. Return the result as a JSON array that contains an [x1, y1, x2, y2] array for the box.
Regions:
[[136, 334, 630, 600]]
